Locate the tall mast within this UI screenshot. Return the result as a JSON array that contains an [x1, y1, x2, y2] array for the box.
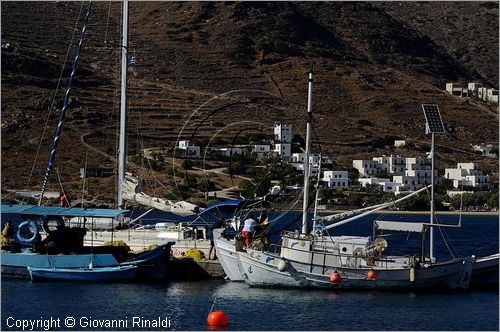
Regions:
[[422, 104, 445, 260], [429, 132, 435, 259], [301, 72, 314, 234], [38, 2, 93, 205], [117, 0, 129, 208]]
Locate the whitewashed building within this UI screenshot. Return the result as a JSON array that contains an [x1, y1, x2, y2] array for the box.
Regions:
[[219, 147, 243, 157], [353, 159, 380, 175], [381, 182, 403, 194], [444, 163, 491, 189], [274, 122, 292, 143], [289, 153, 321, 177], [472, 143, 496, 158], [447, 82, 498, 104], [252, 144, 271, 158], [274, 143, 291, 157], [394, 139, 412, 149], [358, 177, 390, 187], [445, 83, 468, 97], [178, 140, 201, 157], [323, 171, 349, 188]]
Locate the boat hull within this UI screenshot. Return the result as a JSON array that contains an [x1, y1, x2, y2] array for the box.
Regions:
[[1, 252, 119, 278], [125, 242, 173, 280], [27, 265, 137, 282], [470, 253, 499, 288], [238, 249, 473, 290], [213, 229, 243, 281], [1, 243, 171, 281]]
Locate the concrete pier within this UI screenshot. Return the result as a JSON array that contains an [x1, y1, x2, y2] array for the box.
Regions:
[[167, 258, 226, 280]]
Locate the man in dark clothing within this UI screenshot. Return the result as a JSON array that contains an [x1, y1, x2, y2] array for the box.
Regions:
[[208, 218, 225, 260]]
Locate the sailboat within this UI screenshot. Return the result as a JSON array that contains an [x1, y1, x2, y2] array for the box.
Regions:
[[215, 72, 474, 290], [1, 1, 182, 280]]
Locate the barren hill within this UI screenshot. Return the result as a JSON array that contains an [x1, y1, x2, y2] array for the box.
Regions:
[[1, 1, 498, 205]]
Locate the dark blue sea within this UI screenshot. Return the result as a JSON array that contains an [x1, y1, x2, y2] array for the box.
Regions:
[[2, 212, 499, 331]]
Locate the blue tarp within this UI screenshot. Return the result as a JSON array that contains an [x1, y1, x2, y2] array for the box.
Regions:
[[0, 204, 128, 218]]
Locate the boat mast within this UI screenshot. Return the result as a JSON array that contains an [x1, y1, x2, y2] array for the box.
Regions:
[[301, 72, 314, 235], [422, 104, 445, 260], [429, 132, 435, 259], [38, 2, 93, 205], [117, 0, 129, 208]]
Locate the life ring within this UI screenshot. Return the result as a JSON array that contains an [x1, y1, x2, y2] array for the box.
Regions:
[[17, 220, 41, 244], [42, 216, 65, 234]]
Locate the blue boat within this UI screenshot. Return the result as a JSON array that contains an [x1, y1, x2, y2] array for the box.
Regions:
[[27, 265, 137, 282], [1, 204, 172, 280]]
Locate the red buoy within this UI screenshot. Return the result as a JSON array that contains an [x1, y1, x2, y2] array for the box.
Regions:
[[367, 269, 377, 280], [329, 271, 342, 283], [207, 311, 229, 328]]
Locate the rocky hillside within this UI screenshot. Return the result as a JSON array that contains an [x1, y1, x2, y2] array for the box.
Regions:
[[1, 1, 498, 205]]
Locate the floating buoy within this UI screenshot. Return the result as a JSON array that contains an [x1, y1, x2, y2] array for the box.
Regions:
[[367, 269, 377, 280], [207, 311, 228, 328], [329, 271, 342, 283]]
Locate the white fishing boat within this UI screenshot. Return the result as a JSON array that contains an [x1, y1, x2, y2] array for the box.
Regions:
[[214, 228, 244, 281], [216, 72, 474, 290]]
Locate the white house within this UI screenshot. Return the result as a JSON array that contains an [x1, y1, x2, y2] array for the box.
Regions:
[[274, 122, 292, 143], [472, 143, 496, 158], [445, 83, 468, 97], [372, 156, 390, 173], [390, 155, 406, 174], [323, 171, 349, 188], [274, 143, 291, 157], [219, 147, 243, 157], [394, 139, 412, 149], [252, 144, 271, 158], [353, 159, 380, 175], [178, 140, 201, 157], [447, 82, 498, 104], [381, 182, 403, 194], [358, 177, 390, 187], [445, 162, 491, 189], [468, 82, 483, 98], [486, 88, 499, 103]]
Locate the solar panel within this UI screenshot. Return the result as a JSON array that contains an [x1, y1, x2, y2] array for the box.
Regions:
[[422, 104, 445, 134]]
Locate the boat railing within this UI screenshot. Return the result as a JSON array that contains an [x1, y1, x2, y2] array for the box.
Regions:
[[268, 241, 398, 271], [281, 230, 314, 241]]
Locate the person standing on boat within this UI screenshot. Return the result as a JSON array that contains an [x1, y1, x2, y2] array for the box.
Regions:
[[208, 218, 225, 260], [242, 216, 257, 247]]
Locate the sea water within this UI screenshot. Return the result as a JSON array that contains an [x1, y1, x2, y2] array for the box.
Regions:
[[2, 213, 498, 330]]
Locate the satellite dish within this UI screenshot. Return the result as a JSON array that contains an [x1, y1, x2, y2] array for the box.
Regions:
[[373, 237, 388, 251]]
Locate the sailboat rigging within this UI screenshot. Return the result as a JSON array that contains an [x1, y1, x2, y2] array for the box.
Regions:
[[214, 72, 475, 290]]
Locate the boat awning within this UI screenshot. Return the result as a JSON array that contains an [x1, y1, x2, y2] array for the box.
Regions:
[[190, 199, 264, 227], [374, 220, 426, 233], [0, 204, 129, 218]]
